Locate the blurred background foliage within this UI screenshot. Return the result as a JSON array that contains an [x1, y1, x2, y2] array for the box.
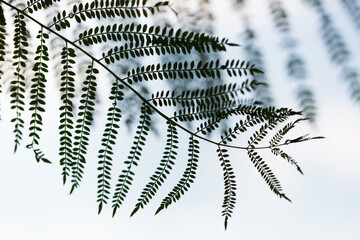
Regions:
[[161, 0, 360, 123]]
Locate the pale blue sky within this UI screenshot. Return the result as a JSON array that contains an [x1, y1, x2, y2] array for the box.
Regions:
[[1, 0, 360, 239]]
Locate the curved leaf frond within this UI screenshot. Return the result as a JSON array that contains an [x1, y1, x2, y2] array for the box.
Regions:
[[111, 103, 151, 216], [247, 148, 290, 202], [130, 121, 178, 217], [247, 123, 291, 201], [269, 118, 306, 174], [269, 118, 305, 147], [97, 80, 125, 214], [155, 135, 199, 214], [70, 61, 99, 194]]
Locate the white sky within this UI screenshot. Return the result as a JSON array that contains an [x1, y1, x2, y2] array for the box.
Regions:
[[1, 0, 360, 239]]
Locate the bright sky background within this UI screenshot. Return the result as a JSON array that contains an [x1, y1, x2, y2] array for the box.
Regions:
[[1, 0, 360, 239]]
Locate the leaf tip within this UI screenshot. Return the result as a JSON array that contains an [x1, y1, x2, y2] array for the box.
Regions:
[[155, 205, 164, 215], [130, 206, 139, 217]]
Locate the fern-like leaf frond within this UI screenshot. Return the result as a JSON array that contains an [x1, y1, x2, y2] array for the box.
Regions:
[[100, 43, 193, 64], [111, 103, 151, 216], [271, 148, 303, 174], [247, 123, 275, 148], [247, 123, 291, 202], [125, 60, 261, 84], [155, 135, 199, 214], [28, 28, 50, 163], [172, 103, 239, 122], [10, 12, 28, 152], [247, 148, 290, 202], [219, 116, 265, 145], [269, 118, 306, 174], [269, 118, 305, 147], [59, 45, 76, 184], [97, 80, 124, 214], [70, 62, 98, 194], [77, 23, 232, 54], [51, 0, 170, 31], [130, 121, 178, 217], [150, 80, 258, 108], [216, 146, 237, 230]]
